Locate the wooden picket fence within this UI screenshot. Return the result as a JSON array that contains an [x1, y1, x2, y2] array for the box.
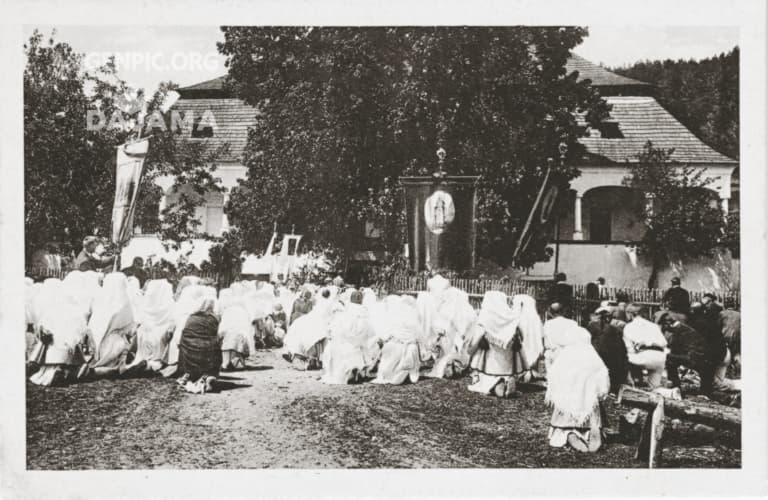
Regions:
[[385, 272, 740, 326]]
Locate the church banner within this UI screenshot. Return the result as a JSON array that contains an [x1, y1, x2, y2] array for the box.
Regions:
[[111, 138, 150, 246], [401, 176, 480, 272]]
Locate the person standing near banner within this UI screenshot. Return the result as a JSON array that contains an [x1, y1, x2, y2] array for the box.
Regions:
[[74, 236, 114, 272]]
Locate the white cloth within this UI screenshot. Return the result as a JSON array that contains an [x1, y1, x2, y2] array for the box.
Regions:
[[32, 278, 64, 334], [321, 302, 380, 384], [87, 272, 135, 357], [168, 284, 208, 365], [133, 279, 175, 364], [34, 290, 88, 366], [423, 287, 476, 378], [25, 281, 42, 326], [372, 296, 423, 385], [545, 325, 609, 427], [282, 287, 337, 357], [543, 316, 581, 369], [623, 317, 667, 356], [468, 291, 520, 394], [511, 294, 544, 369], [62, 271, 99, 320], [126, 276, 143, 316], [219, 297, 256, 356]]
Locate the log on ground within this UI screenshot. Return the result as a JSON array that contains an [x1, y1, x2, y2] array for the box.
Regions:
[[618, 386, 741, 431]]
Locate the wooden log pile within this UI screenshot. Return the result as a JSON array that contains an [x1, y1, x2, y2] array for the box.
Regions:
[[617, 386, 741, 431]]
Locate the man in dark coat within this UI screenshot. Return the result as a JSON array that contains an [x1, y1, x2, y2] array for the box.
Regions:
[[660, 305, 724, 395], [74, 236, 115, 272], [122, 257, 148, 288], [587, 302, 628, 394], [661, 276, 690, 318], [548, 273, 574, 316]]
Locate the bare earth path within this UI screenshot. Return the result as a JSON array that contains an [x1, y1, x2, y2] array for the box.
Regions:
[[27, 350, 740, 469]]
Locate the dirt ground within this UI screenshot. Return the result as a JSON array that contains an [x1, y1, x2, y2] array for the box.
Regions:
[[26, 350, 741, 469]]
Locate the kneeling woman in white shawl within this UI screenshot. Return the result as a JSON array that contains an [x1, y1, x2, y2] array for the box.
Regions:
[[127, 279, 176, 373], [282, 287, 337, 370], [218, 288, 256, 371], [467, 292, 544, 397], [86, 272, 138, 378], [29, 285, 89, 386], [372, 295, 423, 385], [321, 290, 380, 384], [545, 324, 610, 453], [418, 277, 477, 379]]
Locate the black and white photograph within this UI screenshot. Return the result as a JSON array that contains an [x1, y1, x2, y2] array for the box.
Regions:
[[1, 1, 766, 498]]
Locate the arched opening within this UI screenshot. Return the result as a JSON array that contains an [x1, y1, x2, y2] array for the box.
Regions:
[[581, 186, 646, 243]]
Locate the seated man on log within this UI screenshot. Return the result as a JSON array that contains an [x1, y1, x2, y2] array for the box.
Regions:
[[623, 303, 667, 390]]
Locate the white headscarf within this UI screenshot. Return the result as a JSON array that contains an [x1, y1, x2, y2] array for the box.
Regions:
[[545, 326, 609, 425], [477, 291, 518, 350], [88, 272, 134, 350], [32, 279, 64, 334], [126, 276, 143, 316], [25, 280, 42, 327], [511, 294, 544, 368], [38, 290, 89, 365], [139, 279, 175, 329]]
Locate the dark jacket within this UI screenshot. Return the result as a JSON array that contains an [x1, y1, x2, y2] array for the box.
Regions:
[[588, 320, 628, 393], [74, 250, 114, 272], [548, 282, 573, 307], [665, 321, 712, 367], [662, 286, 691, 314], [123, 265, 148, 288]]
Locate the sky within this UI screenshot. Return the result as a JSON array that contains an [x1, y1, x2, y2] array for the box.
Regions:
[[24, 25, 739, 95]]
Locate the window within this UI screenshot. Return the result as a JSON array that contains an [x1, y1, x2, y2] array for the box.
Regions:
[[597, 121, 624, 139], [191, 114, 214, 138], [204, 205, 223, 236], [591, 207, 611, 243]]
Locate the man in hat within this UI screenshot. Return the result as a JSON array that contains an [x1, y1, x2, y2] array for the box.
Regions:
[[587, 301, 628, 394], [74, 236, 114, 272], [661, 277, 690, 320], [548, 273, 574, 316], [122, 256, 148, 288]]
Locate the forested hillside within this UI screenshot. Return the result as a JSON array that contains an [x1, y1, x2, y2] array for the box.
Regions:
[[612, 47, 739, 159]]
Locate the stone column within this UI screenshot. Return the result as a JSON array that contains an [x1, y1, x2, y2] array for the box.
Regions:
[[573, 193, 583, 240], [721, 196, 730, 217], [221, 191, 231, 232]]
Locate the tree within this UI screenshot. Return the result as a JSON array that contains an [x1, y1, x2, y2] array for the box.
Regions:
[[612, 48, 739, 160], [24, 31, 224, 265], [623, 142, 727, 288], [218, 27, 610, 268]]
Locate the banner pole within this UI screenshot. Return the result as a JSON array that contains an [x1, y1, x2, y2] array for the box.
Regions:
[[511, 162, 552, 265]]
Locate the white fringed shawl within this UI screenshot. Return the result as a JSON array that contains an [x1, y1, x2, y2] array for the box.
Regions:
[[545, 325, 609, 425]]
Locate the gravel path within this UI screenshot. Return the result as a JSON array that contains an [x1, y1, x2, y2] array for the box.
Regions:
[[26, 350, 741, 469]]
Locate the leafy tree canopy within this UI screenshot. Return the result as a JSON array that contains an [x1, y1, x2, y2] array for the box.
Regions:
[[612, 47, 739, 160], [218, 27, 610, 268], [623, 141, 727, 288], [24, 31, 224, 263]]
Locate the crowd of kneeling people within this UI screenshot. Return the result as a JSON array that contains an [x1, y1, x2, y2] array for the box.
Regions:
[[25, 271, 740, 453]]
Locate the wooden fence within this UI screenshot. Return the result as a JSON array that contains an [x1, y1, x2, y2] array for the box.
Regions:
[[385, 272, 740, 326], [26, 267, 232, 289]]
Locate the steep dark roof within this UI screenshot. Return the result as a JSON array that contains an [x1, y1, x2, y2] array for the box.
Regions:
[[577, 96, 736, 164], [178, 76, 228, 98], [566, 54, 652, 93], [171, 97, 259, 162]]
